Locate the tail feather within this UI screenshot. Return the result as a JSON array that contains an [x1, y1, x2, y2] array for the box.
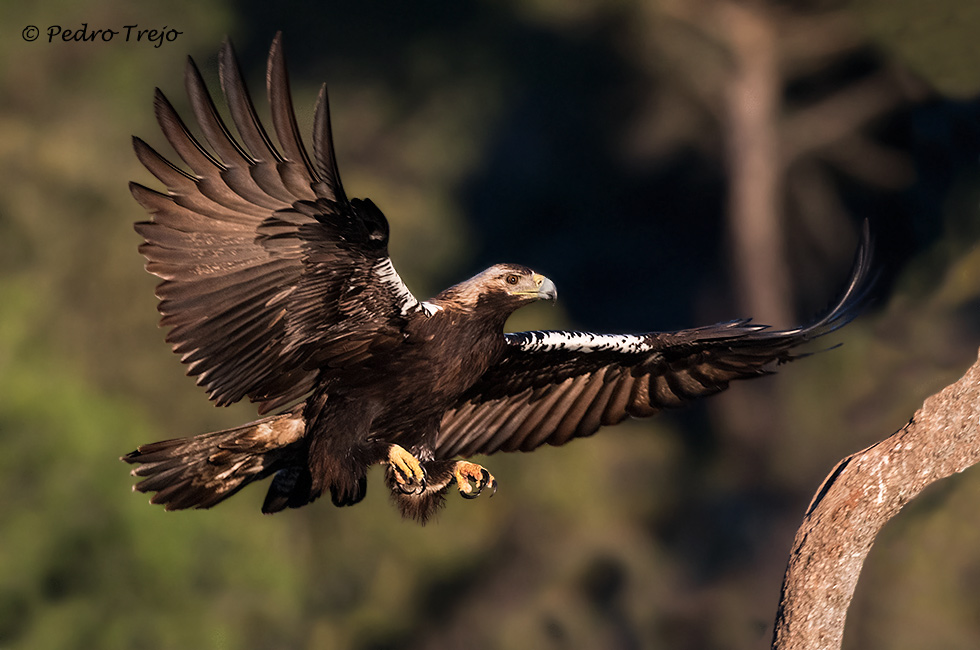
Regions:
[[122, 408, 306, 510]]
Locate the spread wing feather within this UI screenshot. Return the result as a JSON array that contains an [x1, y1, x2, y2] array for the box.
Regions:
[[133, 33, 425, 414], [437, 225, 872, 457]]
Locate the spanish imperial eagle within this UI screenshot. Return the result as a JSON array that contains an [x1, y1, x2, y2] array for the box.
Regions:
[[123, 33, 872, 523]]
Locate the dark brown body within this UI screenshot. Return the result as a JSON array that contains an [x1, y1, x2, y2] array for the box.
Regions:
[[301, 295, 511, 508]]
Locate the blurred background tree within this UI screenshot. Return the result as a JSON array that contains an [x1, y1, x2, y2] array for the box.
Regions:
[[2, 0, 980, 648]]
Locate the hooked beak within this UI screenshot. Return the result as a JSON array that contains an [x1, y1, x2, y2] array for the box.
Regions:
[[534, 274, 558, 304]]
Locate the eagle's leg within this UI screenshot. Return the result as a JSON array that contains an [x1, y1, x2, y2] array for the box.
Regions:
[[385, 444, 427, 495], [452, 460, 497, 499]]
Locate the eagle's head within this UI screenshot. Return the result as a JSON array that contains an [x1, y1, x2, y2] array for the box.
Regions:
[[438, 263, 557, 314], [488, 263, 558, 304]]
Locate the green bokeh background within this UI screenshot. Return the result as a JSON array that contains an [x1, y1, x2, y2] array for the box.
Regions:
[[3, 1, 980, 648]]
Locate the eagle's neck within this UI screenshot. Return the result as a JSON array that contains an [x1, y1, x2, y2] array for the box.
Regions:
[[428, 292, 520, 332]]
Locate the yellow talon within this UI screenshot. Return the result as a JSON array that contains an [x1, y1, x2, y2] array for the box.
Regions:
[[453, 461, 497, 500], [387, 444, 426, 495]]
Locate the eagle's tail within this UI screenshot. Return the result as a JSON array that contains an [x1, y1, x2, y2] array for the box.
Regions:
[[121, 408, 306, 511]]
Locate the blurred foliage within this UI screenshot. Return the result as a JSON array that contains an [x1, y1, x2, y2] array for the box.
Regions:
[[3, 0, 980, 648], [856, 0, 980, 98]]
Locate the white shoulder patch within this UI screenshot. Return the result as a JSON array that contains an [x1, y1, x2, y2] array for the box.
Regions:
[[507, 330, 655, 355], [372, 258, 421, 316]]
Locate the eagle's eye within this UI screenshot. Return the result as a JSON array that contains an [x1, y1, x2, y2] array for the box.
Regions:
[[505, 274, 520, 286]]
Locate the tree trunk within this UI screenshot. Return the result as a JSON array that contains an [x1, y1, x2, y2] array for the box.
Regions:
[[722, 1, 791, 327]]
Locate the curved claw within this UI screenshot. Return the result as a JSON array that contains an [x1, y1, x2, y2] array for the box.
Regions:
[[454, 461, 497, 500], [487, 473, 498, 497]]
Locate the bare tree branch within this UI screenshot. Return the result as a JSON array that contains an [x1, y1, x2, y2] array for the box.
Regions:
[[772, 349, 980, 650]]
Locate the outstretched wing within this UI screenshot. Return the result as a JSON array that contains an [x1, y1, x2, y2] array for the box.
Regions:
[[436, 225, 872, 457], [133, 33, 429, 414]]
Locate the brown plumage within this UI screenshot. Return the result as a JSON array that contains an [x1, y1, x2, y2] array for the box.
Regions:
[[123, 33, 873, 523]]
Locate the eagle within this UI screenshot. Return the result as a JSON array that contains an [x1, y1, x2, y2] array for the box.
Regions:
[[123, 33, 872, 523]]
